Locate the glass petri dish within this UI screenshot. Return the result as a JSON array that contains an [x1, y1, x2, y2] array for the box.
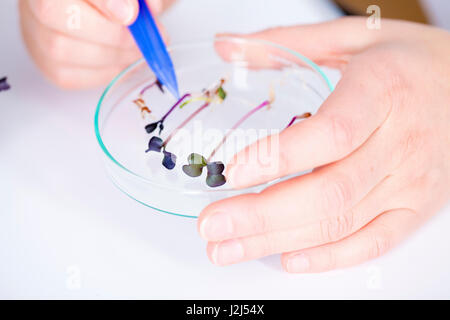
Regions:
[[95, 37, 334, 218]]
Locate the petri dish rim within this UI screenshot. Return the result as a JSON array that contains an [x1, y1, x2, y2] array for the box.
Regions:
[[94, 37, 334, 198]]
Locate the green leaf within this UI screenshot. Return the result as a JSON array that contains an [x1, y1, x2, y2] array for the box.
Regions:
[[179, 100, 191, 109], [188, 153, 207, 166], [217, 87, 227, 100]]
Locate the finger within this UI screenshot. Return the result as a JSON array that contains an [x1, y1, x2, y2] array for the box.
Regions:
[[221, 18, 402, 189], [281, 208, 422, 273], [22, 20, 128, 89], [204, 176, 398, 266], [22, 0, 141, 68], [85, 0, 165, 24], [215, 17, 384, 70], [199, 126, 394, 242], [35, 58, 127, 89], [86, 0, 139, 25], [86, 0, 170, 43], [45, 64, 127, 89], [226, 52, 393, 189], [26, 0, 136, 47]]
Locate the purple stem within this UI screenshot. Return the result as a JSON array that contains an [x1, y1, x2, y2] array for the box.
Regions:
[[208, 100, 270, 162], [139, 80, 158, 96], [286, 117, 297, 129], [161, 93, 191, 122], [232, 100, 270, 131], [163, 102, 210, 147]]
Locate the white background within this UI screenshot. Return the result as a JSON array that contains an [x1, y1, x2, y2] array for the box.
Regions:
[[1, 0, 449, 299]]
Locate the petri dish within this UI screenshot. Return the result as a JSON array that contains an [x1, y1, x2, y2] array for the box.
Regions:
[[95, 37, 334, 218]]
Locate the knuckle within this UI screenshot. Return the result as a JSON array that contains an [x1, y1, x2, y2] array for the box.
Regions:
[[321, 174, 354, 215], [260, 233, 277, 256], [394, 130, 425, 169], [319, 211, 354, 243], [326, 115, 356, 156], [250, 195, 270, 234], [382, 73, 410, 115], [361, 47, 412, 112], [367, 232, 392, 260], [420, 169, 444, 193]]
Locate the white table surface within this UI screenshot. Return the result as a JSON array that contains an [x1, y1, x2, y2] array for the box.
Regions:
[[1, 0, 449, 299]]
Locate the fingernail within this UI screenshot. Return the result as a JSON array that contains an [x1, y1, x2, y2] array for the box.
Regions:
[[211, 240, 244, 265], [287, 253, 310, 273], [107, 0, 135, 24], [200, 212, 234, 240]]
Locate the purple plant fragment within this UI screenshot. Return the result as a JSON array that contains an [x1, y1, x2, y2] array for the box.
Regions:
[[0, 77, 10, 92], [146, 136, 163, 153], [206, 162, 225, 175], [206, 173, 226, 188], [162, 151, 177, 170]]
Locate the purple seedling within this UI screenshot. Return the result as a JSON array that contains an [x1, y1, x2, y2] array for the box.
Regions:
[[145, 81, 228, 171], [145, 93, 192, 135], [146, 101, 209, 170], [140, 79, 164, 96], [144, 79, 227, 135], [140, 76, 313, 185], [162, 101, 210, 147], [145, 136, 177, 170], [183, 100, 272, 188]]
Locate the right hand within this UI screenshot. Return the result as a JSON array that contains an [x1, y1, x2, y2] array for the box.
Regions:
[[19, 0, 174, 89]]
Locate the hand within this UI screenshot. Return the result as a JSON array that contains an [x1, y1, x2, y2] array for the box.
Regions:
[[198, 18, 450, 273], [19, 0, 174, 89]]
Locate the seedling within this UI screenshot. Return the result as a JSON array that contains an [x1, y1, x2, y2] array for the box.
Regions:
[[144, 79, 227, 171], [182, 100, 272, 188], [145, 93, 192, 135], [135, 77, 312, 188]]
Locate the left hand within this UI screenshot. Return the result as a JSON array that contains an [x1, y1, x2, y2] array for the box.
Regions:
[[198, 18, 450, 273], [19, 0, 175, 89]]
